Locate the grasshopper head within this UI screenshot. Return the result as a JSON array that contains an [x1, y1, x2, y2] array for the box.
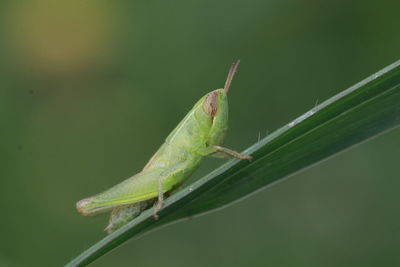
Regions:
[[202, 60, 240, 146], [202, 60, 239, 119], [202, 89, 228, 146]]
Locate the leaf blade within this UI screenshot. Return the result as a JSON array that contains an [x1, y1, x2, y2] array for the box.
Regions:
[[66, 60, 400, 267]]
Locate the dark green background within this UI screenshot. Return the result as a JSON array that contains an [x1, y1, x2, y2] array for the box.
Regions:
[[1, 0, 399, 266]]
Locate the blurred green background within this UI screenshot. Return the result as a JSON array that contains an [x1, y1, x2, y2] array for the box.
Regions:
[[1, 0, 400, 266]]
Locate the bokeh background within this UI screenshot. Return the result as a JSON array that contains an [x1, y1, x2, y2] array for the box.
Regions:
[[1, 0, 400, 266]]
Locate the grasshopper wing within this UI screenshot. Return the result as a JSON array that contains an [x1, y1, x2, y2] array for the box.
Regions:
[[76, 168, 166, 216]]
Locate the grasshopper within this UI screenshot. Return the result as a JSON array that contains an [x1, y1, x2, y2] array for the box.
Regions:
[[76, 60, 252, 233]]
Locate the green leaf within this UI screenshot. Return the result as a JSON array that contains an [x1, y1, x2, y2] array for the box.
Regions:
[[66, 60, 400, 267]]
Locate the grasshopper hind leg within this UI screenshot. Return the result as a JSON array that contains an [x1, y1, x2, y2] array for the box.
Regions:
[[105, 200, 153, 233]]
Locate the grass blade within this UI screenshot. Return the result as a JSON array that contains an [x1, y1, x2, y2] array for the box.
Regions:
[[66, 60, 400, 267]]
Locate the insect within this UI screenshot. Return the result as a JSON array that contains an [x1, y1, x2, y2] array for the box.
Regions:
[[76, 60, 252, 233]]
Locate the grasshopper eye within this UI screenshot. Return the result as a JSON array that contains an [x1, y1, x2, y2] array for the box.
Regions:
[[203, 91, 218, 117]]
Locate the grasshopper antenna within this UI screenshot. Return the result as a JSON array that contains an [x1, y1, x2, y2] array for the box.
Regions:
[[224, 59, 240, 94]]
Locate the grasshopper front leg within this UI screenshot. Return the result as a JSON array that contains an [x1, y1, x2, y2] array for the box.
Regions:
[[212, 145, 252, 160]]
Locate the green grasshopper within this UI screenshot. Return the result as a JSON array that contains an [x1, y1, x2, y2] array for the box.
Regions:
[[76, 60, 252, 233]]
